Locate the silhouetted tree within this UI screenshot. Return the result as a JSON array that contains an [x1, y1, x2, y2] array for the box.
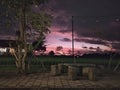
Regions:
[[49, 51, 55, 56], [68, 49, 72, 55], [0, 0, 52, 74], [32, 40, 46, 52]]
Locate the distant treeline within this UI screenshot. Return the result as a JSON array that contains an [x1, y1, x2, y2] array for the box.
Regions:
[[1, 52, 120, 59], [81, 53, 120, 59], [52, 53, 120, 59]]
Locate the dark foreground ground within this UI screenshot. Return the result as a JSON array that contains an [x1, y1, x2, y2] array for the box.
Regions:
[[0, 56, 120, 89], [0, 71, 120, 90]]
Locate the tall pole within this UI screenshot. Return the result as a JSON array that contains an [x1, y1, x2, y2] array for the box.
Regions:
[[72, 16, 75, 63]]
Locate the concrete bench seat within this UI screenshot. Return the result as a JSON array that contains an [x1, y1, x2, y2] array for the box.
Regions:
[[50, 63, 96, 80]]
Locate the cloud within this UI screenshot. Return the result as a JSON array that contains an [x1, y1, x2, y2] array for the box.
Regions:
[[49, 0, 120, 16], [47, 0, 120, 51], [111, 42, 120, 50], [74, 38, 108, 45], [60, 38, 71, 42], [78, 21, 120, 41], [2, 0, 120, 51], [58, 30, 71, 34], [48, 0, 120, 42]]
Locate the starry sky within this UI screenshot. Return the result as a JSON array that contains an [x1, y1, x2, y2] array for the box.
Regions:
[[45, 0, 120, 52]]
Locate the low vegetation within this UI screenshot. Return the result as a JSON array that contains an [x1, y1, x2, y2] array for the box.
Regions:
[[0, 55, 119, 73]]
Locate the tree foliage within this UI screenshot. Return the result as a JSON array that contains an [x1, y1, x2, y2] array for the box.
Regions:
[[0, 0, 52, 74]]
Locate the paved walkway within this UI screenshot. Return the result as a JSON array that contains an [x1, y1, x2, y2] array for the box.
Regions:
[[0, 72, 120, 90]]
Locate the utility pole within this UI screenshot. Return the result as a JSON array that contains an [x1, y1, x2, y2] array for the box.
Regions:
[[72, 16, 76, 63]]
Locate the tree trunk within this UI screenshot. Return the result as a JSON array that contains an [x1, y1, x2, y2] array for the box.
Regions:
[[13, 44, 27, 74], [114, 61, 120, 71], [14, 6, 27, 74], [15, 60, 26, 74]]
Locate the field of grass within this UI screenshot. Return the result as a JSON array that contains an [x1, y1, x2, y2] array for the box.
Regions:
[[0, 55, 119, 72]]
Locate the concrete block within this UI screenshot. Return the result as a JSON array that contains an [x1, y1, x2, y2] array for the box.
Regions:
[[88, 67, 96, 81], [68, 66, 79, 80], [50, 65, 58, 76]]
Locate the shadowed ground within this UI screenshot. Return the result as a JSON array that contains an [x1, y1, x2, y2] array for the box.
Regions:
[[0, 71, 120, 90]]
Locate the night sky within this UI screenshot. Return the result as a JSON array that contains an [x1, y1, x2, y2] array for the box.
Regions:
[[45, 0, 120, 53], [1, 0, 120, 53]]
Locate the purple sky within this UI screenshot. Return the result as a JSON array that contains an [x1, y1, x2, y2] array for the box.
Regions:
[[1, 0, 120, 53], [45, 0, 120, 52]]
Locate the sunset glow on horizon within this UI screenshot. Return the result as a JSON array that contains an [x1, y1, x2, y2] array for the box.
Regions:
[[43, 0, 120, 53], [45, 26, 111, 54], [0, 0, 120, 54]]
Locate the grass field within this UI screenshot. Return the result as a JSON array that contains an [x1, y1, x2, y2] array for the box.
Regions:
[[0, 55, 119, 72]]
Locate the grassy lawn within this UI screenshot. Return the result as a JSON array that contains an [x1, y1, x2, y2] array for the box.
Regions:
[[0, 55, 119, 65], [0, 55, 119, 72]]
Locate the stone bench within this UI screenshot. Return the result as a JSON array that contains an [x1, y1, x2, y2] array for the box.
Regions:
[[58, 64, 68, 74], [50, 64, 68, 76], [67, 65, 96, 80], [68, 65, 79, 80], [50, 64, 96, 80]]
